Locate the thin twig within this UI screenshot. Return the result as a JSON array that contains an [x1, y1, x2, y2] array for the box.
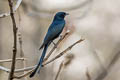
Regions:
[[0, 66, 10, 73], [18, 8, 28, 80], [0, 58, 25, 63], [55, 62, 64, 80], [0, 65, 36, 73], [8, 0, 18, 80], [8, 38, 84, 78], [0, 66, 35, 79], [13, 69, 34, 79], [43, 38, 85, 66], [86, 68, 91, 80], [12, 54, 74, 79], [0, 38, 84, 78], [14, 65, 36, 73], [43, 32, 69, 62], [55, 54, 74, 80], [0, 0, 22, 18]]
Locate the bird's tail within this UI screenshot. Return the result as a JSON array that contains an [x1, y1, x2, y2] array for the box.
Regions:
[[29, 44, 48, 78]]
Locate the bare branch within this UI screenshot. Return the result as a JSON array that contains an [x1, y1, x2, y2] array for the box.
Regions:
[[55, 54, 74, 80], [86, 68, 91, 80], [0, 58, 25, 63], [18, 11, 29, 79], [0, 0, 22, 18], [0, 65, 36, 73], [0, 38, 84, 79], [8, 0, 18, 79], [43, 32, 69, 62], [15, 65, 36, 73], [13, 69, 34, 79], [55, 62, 64, 80], [43, 38, 85, 66], [13, 0, 22, 11], [0, 66, 10, 73], [8, 39, 84, 78]]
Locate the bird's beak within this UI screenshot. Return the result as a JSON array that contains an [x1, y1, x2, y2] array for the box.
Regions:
[[66, 13, 69, 15]]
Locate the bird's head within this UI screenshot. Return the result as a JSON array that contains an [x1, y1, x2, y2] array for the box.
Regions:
[[54, 12, 69, 20]]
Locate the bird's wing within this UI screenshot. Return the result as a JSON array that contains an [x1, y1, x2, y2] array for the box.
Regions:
[[43, 21, 65, 44]]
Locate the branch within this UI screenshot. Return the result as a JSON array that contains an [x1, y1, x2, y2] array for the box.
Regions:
[[0, 38, 84, 79], [15, 65, 36, 73], [86, 68, 91, 80], [0, 0, 22, 18], [55, 62, 64, 80], [43, 38, 85, 66], [55, 54, 74, 80], [18, 12, 28, 79], [8, 0, 18, 80], [43, 32, 69, 62], [0, 66, 10, 73], [13, 69, 34, 79], [0, 65, 36, 73], [0, 58, 25, 63], [8, 38, 84, 78]]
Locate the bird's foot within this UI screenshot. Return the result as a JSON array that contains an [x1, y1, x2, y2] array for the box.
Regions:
[[52, 41, 57, 48], [60, 34, 63, 39]]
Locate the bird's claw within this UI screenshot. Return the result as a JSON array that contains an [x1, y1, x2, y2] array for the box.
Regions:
[[52, 41, 57, 48], [60, 35, 63, 39]]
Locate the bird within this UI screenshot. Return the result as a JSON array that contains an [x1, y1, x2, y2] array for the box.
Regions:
[[29, 12, 69, 78]]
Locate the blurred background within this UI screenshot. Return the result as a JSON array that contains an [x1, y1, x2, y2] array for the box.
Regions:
[[0, 0, 120, 80]]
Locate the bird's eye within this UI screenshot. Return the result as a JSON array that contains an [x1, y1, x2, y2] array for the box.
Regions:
[[60, 13, 65, 18]]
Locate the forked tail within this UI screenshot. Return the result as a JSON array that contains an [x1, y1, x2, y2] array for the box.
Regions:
[[29, 44, 48, 78]]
